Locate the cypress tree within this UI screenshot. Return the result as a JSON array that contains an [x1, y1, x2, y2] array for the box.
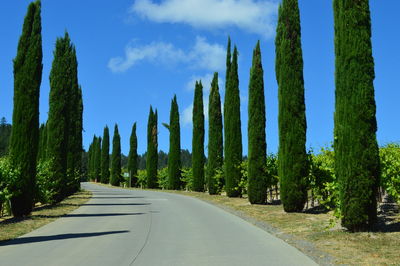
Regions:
[[88, 136, 96, 181], [248, 41, 267, 204], [168, 96, 181, 190], [147, 107, 158, 188], [275, 0, 308, 212], [192, 81, 205, 192], [333, 0, 379, 231], [128, 123, 138, 187], [207, 73, 223, 195], [94, 137, 102, 183], [47, 32, 75, 202], [87, 142, 93, 181], [38, 123, 47, 162], [224, 44, 242, 197], [66, 47, 82, 195], [101, 126, 110, 184], [9, 0, 42, 216], [110, 124, 122, 186]]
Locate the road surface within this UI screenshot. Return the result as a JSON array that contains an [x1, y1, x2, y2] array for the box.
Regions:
[[0, 182, 317, 266]]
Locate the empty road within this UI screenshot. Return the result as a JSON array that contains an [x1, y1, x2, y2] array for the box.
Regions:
[[0, 182, 317, 266]]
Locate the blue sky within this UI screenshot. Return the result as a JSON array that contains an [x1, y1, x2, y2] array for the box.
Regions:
[[1, 0, 399, 156]]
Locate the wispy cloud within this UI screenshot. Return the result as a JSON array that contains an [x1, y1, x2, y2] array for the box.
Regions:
[[131, 0, 279, 38], [181, 98, 210, 126], [108, 37, 225, 73]]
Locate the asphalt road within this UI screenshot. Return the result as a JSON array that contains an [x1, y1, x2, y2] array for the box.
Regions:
[[0, 182, 317, 266]]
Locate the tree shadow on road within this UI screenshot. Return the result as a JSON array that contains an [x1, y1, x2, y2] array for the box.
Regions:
[[0, 230, 130, 246], [35, 212, 146, 219], [82, 203, 151, 206]]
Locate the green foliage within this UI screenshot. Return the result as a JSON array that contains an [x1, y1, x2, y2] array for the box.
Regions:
[[147, 107, 158, 188], [94, 137, 102, 182], [110, 124, 121, 186], [275, 0, 308, 212], [247, 41, 267, 204], [168, 96, 182, 190], [207, 72, 223, 195], [380, 143, 400, 203], [10, 1, 42, 216], [333, 0, 379, 231], [158, 167, 169, 189], [47, 32, 80, 202], [192, 81, 205, 192], [181, 168, 194, 191], [0, 157, 21, 216], [128, 123, 138, 187], [0, 118, 12, 157], [307, 147, 338, 210], [35, 159, 57, 204], [224, 43, 243, 197], [101, 126, 110, 184], [137, 169, 147, 188]]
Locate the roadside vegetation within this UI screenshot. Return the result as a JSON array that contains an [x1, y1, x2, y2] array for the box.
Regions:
[[0, 190, 91, 243]]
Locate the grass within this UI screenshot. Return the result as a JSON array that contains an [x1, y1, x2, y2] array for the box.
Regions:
[[98, 182, 400, 265], [0, 190, 92, 243]]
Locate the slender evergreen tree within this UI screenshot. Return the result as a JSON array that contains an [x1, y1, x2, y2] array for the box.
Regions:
[[207, 73, 223, 195], [275, 0, 308, 212], [38, 123, 47, 162], [9, 0, 42, 216], [248, 41, 267, 204], [146, 107, 158, 188], [128, 123, 138, 187], [47, 32, 75, 202], [333, 0, 379, 231], [66, 46, 82, 195], [94, 137, 102, 183], [101, 126, 110, 184], [88, 136, 96, 181], [192, 81, 205, 192], [88, 141, 93, 181], [110, 124, 121, 186], [168, 96, 181, 190], [224, 44, 242, 197]]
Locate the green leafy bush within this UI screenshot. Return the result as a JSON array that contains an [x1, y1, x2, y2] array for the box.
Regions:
[[36, 159, 57, 204], [158, 167, 168, 189], [181, 168, 193, 191], [380, 143, 400, 203], [0, 157, 20, 215], [137, 169, 147, 188]]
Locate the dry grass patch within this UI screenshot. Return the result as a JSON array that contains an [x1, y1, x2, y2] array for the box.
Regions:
[[0, 190, 91, 243]]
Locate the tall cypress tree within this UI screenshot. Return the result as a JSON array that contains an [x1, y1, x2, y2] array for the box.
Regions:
[[224, 44, 242, 197], [110, 124, 121, 186], [94, 137, 102, 183], [192, 81, 205, 192], [88, 135, 96, 181], [275, 0, 308, 212], [333, 0, 379, 231], [248, 41, 267, 204], [147, 107, 158, 188], [207, 73, 223, 195], [168, 96, 181, 190], [88, 141, 93, 181], [101, 126, 110, 184], [10, 0, 42, 216], [66, 46, 82, 195], [38, 123, 47, 162], [47, 32, 75, 202], [128, 123, 138, 187]]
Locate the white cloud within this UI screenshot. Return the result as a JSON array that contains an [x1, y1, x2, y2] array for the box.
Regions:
[[182, 103, 193, 126], [181, 97, 210, 126], [131, 0, 279, 38], [108, 37, 225, 73], [185, 73, 224, 92]]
